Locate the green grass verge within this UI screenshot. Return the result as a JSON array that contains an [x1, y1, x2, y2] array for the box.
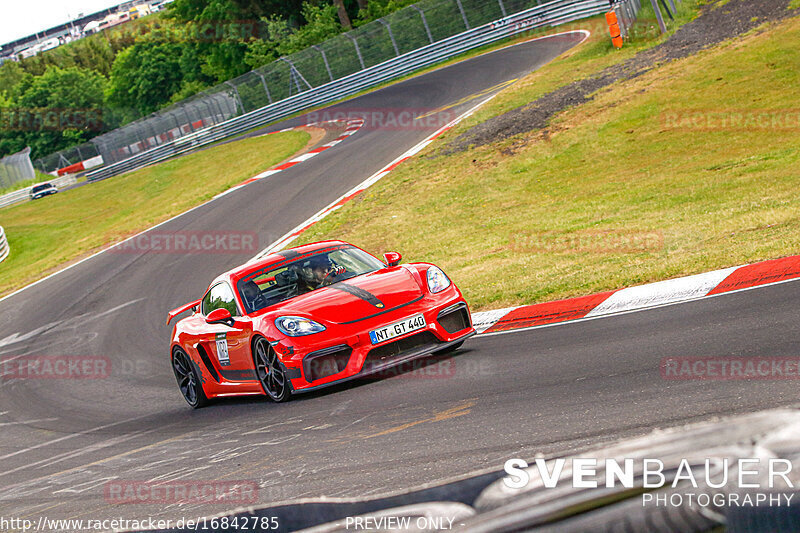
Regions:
[[297, 13, 800, 312], [0, 130, 309, 295]]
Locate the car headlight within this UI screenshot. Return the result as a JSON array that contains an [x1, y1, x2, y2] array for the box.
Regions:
[[426, 266, 451, 294], [275, 316, 326, 336]]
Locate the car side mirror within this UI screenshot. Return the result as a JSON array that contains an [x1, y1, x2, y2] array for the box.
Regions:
[[206, 308, 234, 327], [384, 251, 402, 267]]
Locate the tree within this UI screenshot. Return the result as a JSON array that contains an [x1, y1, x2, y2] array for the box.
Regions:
[[167, 0, 252, 82], [1, 66, 108, 159], [333, 0, 353, 30], [105, 39, 205, 122], [0, 62, 24, 97]]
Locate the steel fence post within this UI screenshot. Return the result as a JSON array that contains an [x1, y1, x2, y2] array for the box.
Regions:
[[378, 19, 400, 56], [497, 0, 508, 18], [649, 0, 667, 33], [411, 5, 434, 44], [254, 71, 274, 103], [345, 33, 366, 70], [454, 0, 470, 30], [225, 82, 245, 115], [312, 45, 334, 82]]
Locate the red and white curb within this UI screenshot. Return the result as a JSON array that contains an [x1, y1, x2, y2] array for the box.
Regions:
[[251, 94, 501, 262], [472, 255, 800, 335], [214, 119, 365, 200], [56, 155, 104, 176]]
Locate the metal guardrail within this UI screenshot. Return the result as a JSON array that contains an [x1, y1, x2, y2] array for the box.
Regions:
[[0, 174, 77, 210], [87, 0, 613, 182], [0, 226, 9, 263]]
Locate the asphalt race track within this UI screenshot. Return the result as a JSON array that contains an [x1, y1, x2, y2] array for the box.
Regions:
[[0, 31, 798, 526]]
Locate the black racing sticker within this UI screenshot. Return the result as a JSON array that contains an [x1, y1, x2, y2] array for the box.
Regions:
[[330, 283, 385, 308], [274, 249, 301, 260], [215, 332, 230, 366]]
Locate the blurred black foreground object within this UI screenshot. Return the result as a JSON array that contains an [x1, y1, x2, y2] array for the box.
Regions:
[[131, 407, 800, 533]]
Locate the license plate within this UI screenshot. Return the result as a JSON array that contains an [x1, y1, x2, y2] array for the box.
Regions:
[[369, 314, 426, 345]]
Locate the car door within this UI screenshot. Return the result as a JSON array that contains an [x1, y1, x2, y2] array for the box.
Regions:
[[199, 282, 255, 381]]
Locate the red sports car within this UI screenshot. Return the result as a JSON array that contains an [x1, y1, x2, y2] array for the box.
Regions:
[[166, 240, 475, 407]]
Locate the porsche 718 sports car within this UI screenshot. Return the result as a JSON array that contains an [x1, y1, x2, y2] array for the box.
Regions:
[[166, 240, 475, 407]]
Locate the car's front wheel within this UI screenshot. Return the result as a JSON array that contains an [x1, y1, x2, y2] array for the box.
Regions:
[[253, 337, 292, 402], [172, 347, 209, 408]]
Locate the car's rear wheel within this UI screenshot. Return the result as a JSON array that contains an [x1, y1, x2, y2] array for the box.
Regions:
[[254, 337, 292, 402], [172, 348, 209, 408]]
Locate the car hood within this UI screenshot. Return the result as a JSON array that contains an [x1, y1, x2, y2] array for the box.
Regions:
[[278, 268, 424, 325]]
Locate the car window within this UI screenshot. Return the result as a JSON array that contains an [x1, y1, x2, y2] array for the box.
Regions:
[[237, 246, 386, 314], [201, 282, 239, 316]]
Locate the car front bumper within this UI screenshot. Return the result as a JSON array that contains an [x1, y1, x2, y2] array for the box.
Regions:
[[277, 288, 475, 393]]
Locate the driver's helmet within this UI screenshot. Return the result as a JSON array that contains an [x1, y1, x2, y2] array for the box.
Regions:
[[299, 254, 332, 284]]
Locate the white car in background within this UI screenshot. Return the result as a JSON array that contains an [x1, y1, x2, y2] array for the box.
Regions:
[[29, 182, 58, 200]]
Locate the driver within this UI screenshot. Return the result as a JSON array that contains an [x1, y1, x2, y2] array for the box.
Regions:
[[301, 255, 344, 290]]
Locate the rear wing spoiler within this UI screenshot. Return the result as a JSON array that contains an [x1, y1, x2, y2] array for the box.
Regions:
[[166, 299, 201, 326]]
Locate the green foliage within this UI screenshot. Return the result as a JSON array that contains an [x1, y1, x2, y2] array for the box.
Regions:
[[0, 0, 430, 160], [0, 62, 24, 97], [354, 0, 418, 25], [168, 0, 251, 81], [245, 3, 344, 69], [105, 30, 210, 122], [0, 66, 108, 159]]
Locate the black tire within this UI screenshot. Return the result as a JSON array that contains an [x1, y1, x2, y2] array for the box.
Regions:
[[172, 348, 209, 408], [253, 337, 292, 402], [435, 341, 464, 355]]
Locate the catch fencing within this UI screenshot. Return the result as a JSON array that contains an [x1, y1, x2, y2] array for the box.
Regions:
[[614, 0, 643, 37], [30, 0, 642, 180], [85, 0, 623, 182], [0, 147, 35, 189]]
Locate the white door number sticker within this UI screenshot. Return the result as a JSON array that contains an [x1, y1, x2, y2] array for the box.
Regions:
[[215, 332, 230, 366]]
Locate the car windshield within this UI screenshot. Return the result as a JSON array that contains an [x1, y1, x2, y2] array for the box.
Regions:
[[31, 184, 52, 193], [237, 246, 386, 314]]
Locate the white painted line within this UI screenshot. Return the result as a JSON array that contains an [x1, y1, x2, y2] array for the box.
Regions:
[[0, 418, 58, 428], [0, 414, 152, 462]]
